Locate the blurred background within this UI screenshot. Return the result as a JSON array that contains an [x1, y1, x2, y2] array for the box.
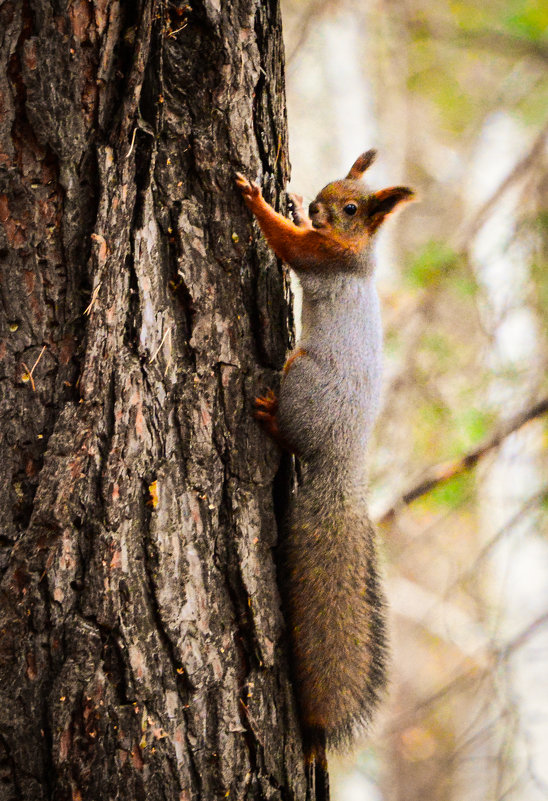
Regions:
[[279, 1, 548, 799]]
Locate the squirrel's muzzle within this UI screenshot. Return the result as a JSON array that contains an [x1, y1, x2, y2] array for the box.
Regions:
[[309, 201, 328, 229]]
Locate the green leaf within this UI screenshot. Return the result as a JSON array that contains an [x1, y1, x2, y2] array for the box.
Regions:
[[504, 0, 548, 41], [406, 241, 460, 288], [421, 472, 474, 510], [455, 407, 492, 449]]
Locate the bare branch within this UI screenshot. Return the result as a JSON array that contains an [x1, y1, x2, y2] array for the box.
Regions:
[[410, 17, 548, 64], [285, 0, 336, 67], [500, 610, 548, 660], [456, 120, 548, 249], [381, 610, 548, 738], [446, 486, 548, 592], [378, 396, 548, 524]]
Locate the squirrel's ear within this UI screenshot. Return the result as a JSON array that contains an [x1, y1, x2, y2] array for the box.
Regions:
[[368, 186, 415, 230], [346, 149, 377, 180]]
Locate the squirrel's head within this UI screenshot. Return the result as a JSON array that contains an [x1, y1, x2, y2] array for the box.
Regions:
[[308, 150, 414, 254]]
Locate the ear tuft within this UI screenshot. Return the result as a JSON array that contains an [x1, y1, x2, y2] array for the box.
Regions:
[[346, 149, 377, 180], [368, 186, 415, 231]]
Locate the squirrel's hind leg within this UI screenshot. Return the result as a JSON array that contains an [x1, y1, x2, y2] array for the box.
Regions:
[[255, 348, 309, 448], [305, 732, 330, 801], [254, 390, 284, 445]]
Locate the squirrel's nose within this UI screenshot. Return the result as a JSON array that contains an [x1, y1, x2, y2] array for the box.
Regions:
[[309, 201, 319, 216]]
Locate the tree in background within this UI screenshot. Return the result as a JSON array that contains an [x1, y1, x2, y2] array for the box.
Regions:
[[0, 1, 307, 799], [282, 1, 548, 800]]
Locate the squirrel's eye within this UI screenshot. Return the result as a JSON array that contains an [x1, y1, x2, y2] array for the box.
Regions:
[[343, 203, 357, 216]]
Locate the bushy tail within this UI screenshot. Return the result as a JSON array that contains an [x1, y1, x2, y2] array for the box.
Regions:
[[280, 476, 388, 748]]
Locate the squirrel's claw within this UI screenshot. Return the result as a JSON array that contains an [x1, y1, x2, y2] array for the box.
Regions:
[[288, 193, 303, 208], [288, 193, 310, 228], [254, 390, 281, 441], [255, 389, 278, 414], [254, 408, 274, 422], [254, 392, 282, 443], [235, 172, 249, 190], [235, 172, 261, 202]]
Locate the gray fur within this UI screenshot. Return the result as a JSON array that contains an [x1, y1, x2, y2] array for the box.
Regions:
[[277, 270, 388, 747], [278, 273, 382, 468]]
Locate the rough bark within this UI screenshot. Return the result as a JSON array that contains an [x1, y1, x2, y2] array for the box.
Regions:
[[0, 1, 302, 799]]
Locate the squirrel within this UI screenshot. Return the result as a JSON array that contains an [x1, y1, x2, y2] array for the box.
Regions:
[[236, 151, 414, 767]]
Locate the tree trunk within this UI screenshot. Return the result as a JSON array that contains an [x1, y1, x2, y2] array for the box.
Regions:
[[0, 1, 303, 798]]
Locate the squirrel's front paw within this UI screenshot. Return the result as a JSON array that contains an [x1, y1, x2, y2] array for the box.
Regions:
[[235, 173, 262, 206], [288, 193, 310, 228], [288, 192, 304, 212]]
